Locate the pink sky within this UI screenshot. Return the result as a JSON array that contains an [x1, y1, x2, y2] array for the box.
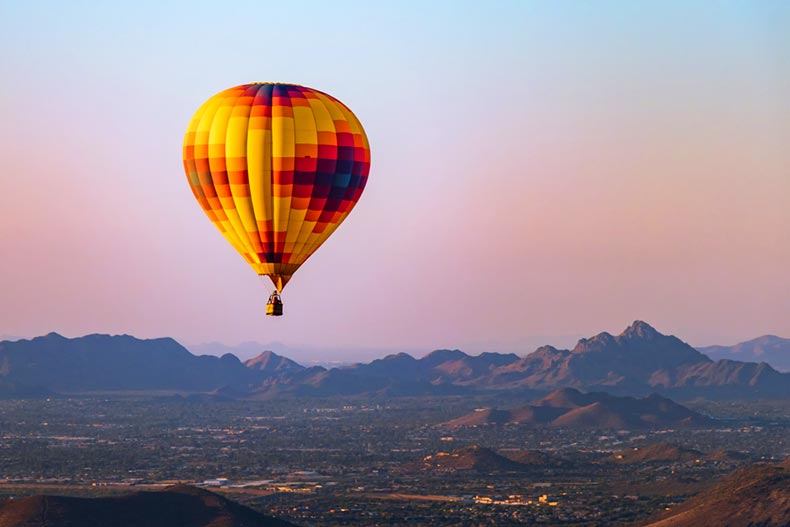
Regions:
[[1, 2, 788, 359]]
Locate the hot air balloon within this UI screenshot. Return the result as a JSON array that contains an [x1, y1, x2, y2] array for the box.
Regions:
[[183, 83, 370, 316]]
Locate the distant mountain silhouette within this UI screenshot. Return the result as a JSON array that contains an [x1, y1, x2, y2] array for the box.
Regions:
[[0, 485, 298, 527], [440, 388, 712, 429], [0, 333, 299, 393], [250, 365, 467, 399], [1, 322, 788, 399], [342, 349, 521, 384], [699, 335, 790, 372], [187, 340, 297, 362], [245, 349, 514, 398], [636, 461, 790, 527]]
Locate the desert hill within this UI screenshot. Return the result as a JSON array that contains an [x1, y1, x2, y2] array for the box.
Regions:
[[405, 445, 531, 473], [608, 442, 754, 469], [440, 388, 712, 429], [0, 485, 298, 527], [403, 445, 571, 473], [441, 405, 564, 427], [507, 449, 570, 467], [608, 442, 703, 464]]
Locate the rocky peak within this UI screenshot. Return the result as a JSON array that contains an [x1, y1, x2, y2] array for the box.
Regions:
[[422, 349, 468, 364], [621, 320, 661, 339], [220, 353, 241, 364], [244, 350, 303, 372], [384, 352, 417, 362]]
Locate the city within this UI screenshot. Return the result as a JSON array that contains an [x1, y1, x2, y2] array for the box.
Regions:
[[0, 396, 786, 526]]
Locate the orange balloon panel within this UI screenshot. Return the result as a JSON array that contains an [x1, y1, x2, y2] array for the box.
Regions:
[[183, 83, 370, 291]]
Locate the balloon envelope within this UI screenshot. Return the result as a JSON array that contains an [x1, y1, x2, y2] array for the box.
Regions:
[[183, 83, 370, 291]]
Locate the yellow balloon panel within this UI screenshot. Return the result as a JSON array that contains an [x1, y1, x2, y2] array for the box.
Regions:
[[183, 83, 371, 290]]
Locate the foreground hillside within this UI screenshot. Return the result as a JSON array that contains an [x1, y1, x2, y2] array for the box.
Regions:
[[636, 461, 790, 527], [1, 321, 788, 399], [0, 485, 298, 527]]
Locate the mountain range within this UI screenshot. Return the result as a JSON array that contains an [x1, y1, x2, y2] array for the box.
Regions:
[[0, 333, 261, 394], [439, 388, 711, 429], [0, 485, 297, 527], [249, 321, 788, 399], [0, 321, 787, 400]]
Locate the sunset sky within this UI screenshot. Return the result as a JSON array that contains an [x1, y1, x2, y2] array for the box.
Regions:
[[1, 1, 788, 360]]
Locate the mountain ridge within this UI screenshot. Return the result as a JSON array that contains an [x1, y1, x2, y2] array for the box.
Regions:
[[1, 322, 788, 400], [0, 333, 298, 394]]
